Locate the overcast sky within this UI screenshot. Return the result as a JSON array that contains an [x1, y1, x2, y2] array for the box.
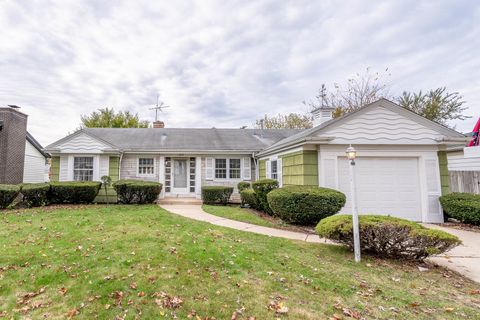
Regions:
[[1, 0, 479, 145]]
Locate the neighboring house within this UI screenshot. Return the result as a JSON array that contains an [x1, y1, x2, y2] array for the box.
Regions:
[[446, 138, 480, 194], [24, 132, 51, 183], [0, 106, 49, 184], [45, 98, 468, 222]]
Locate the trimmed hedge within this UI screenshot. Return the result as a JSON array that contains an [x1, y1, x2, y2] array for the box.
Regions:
[[240, 188, 258, 209], [201, 186, 233, 205], [0, 184, 21, 209], [113, 180, 162, 204], [21, 183, 50, 207], [267, 186, 346, 225], [48, 181, 102, 204], [316, 215, 461, 261], [252, 179, 278, 214], [237, 181, 251, 193], [439, 192, 480, 225]]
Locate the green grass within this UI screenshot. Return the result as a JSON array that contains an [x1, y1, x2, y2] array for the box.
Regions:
[[202, 204, 279, 228], [0, 205, 479, 319]]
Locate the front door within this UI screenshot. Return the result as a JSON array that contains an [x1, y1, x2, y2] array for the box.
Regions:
[[172, 159, 189, 194]]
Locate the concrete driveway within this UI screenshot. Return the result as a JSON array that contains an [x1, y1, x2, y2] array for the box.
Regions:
[[424, 224, 480, 283]]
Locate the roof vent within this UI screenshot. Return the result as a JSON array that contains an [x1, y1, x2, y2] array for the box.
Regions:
[[311, 106, 335, 127]]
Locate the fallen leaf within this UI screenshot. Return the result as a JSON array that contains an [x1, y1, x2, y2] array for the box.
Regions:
[[58, 287, 68, 296], [66, 308, 79, 318]]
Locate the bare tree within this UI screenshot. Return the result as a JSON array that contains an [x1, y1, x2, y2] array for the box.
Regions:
[[254, 113, 313, 129], [305, 67, 391, 117]]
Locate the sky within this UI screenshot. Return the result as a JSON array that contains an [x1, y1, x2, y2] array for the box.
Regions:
[[0, 0, 479, 146]]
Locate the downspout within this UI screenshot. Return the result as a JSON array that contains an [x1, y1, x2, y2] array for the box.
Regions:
[[252, 152, 258, 180]]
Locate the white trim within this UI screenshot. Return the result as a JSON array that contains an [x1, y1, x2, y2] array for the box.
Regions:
[[171, 158, 190, 194], [159, 156, 165, 199], [212, 157, 243, 181], [195, 157, 202, 199], [68, 154, 99, 181]]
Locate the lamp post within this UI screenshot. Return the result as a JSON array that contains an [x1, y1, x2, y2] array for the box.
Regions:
[[346, 145, 361, 263]]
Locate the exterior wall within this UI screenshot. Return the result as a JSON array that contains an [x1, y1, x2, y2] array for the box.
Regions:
[[320, 105, 442, 145], [0, 108, 28, 184], [120, 154, 160, 182], [50, 156, 60, 182], [447, 150, 480, 171], [318, 144, 443, 223], [280, 150, 318, 186], [55, 132, 110, 153], [258, 160, 266, 179], [95, 156, 119, 203], [201, 155, 255, 202], [437, 151, 449, 195], [23, 140, 47, 183]]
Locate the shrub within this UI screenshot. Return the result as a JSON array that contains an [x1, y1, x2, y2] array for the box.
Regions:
[[237, 181, 251, 193], [267, 186, 346, 225], [252, 179, 278, 214], [439, 192, 480, 225], [240, 188, 258, 209], [21, 183, 50, 207], [0, 184, 21, 209], [316, 215, 461, 261], [201, 186, 233, 205], [113, 180, 162, 204], [48, 181, 102, 204]]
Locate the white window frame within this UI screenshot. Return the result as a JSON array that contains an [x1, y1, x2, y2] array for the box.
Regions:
[[73, 156, 94, 181], [137, 157, 156, 177], [271, 159, 278, 180], [213, 157, 243, 180], [229, 158, 241, 179]]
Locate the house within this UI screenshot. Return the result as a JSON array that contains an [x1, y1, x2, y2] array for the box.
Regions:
[[45, 98, 468, 222], [0, 106, 50, 184]]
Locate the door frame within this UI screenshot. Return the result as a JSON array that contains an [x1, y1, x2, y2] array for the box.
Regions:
[[171, 158, 190, 194]]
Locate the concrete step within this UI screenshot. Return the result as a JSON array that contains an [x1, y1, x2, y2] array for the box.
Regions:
[[158, 197, 203, 205]]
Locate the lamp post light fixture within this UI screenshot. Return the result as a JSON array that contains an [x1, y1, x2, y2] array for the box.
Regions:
[[346, 145, 361, 263]]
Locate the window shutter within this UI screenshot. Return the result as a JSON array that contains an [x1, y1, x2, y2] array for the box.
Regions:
[[242, 157, 251, 180], [266, 160, 271, 179], [277, 158, 283, 187], [206, 157, 214, 180]]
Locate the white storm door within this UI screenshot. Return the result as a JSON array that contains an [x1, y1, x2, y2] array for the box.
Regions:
[[172, 159, 189, 194]]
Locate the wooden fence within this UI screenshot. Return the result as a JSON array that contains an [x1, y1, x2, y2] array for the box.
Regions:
[[449, 171, 480, 194]]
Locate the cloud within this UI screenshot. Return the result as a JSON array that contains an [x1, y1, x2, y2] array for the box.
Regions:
[[0, 0, 479, 145]]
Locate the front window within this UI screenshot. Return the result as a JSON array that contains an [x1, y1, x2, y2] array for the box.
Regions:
[[229, 159, 241, 179], [215, 159, 227, 179], [138, 158, 154, 175], [271, 160, 278, 180], [74, 157, 93, 181]]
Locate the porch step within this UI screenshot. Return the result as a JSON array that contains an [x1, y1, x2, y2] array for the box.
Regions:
[[158, 197, 203, 205]]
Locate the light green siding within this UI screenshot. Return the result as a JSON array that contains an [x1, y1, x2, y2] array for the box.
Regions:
[[95, 156, 119, 203], [259, 159, 266, 179], [438, 151, 449, 195], [50, 156, 60, 182], [280, 150, 318, 186]]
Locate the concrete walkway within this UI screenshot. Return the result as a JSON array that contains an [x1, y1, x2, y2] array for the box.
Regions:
[[160, 204, 326, 243], [423, 224, 480, 283]]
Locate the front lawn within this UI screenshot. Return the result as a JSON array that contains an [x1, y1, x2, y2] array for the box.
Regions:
[[1, 205, 479, 319]]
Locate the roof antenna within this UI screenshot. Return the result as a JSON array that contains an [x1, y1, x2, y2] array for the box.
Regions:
[[149, 94, 170, 121]]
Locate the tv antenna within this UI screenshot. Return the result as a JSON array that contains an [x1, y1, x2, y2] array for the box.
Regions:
[[149, 94, 170, 121]]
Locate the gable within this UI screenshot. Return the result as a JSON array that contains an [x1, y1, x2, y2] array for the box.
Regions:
[[319, 104, 445, 145], [52, 132, 116, 153]]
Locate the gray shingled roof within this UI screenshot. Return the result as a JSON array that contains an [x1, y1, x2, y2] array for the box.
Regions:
[[82, 128, 303, 152]]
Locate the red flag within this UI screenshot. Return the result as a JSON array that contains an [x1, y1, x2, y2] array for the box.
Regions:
[[469, 118, 480, 147]]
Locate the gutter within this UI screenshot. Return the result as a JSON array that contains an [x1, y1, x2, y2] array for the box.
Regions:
[[434, 136, 471, 144]]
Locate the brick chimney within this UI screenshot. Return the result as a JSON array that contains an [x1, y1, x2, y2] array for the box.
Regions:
[[153, 121, 165, 128], [0, 106, 28, 184]]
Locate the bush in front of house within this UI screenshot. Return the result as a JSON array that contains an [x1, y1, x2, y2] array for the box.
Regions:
[[439, 192, 480, 225], [0, 184, 21, 209], [237, 181, 251, 193], [316, 215, 461, 261], [252, 179, 278, 214], [240, 188, 259, 209], [21, 183, 50, 207], [48, 181, 102, 204], [267, 186, 346, 225], [201, 186, 233, 205], [113, 180, 162, 204]]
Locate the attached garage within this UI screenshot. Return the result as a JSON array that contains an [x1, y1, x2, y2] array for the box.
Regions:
[[337, 157, 422, 221]]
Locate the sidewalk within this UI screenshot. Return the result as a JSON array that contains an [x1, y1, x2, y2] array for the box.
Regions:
[[423, 224, 480, 283], [160, 204, 327, 243]]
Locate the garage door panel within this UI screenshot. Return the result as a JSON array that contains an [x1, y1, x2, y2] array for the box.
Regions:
[[337, 157, 422, 221]]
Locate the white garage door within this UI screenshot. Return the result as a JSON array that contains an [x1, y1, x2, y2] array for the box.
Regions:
[[337, 157, 422, 221]]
